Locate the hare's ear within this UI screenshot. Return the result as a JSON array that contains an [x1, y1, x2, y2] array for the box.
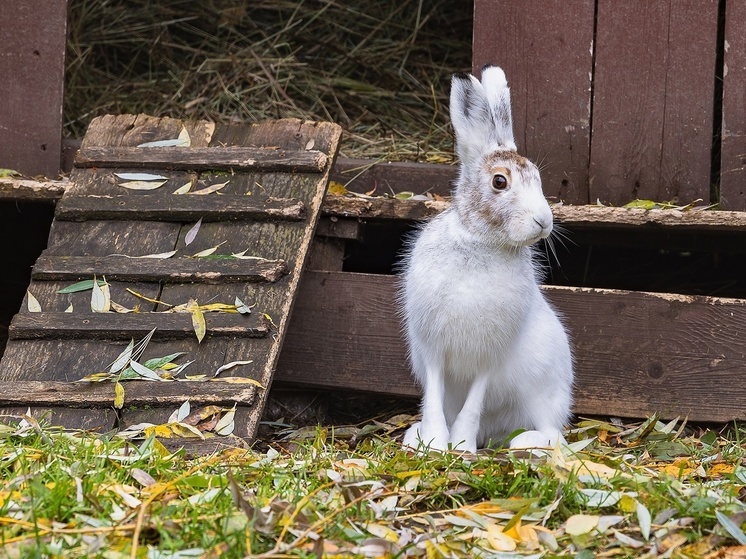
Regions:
[[480, 65, 517, 151], [450, 72, 493, 167]]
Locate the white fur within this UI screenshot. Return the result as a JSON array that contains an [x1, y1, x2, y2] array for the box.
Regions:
[[401, 66, 573, 453]]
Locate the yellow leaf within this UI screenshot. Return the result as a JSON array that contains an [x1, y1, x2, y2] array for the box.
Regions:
[[618, 494, 637, 513], [187, 298, 206, 343], [485, 525, 517, 551], [211, 377, 264, 388], [143, 424, 176, 438], [114, 382, 125, 409], [327, 181, 348, 196], [365, 523, 399, 543]]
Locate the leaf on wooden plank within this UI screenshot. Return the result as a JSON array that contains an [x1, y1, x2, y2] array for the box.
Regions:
[[136, 139, 185, 148], [184, 218, 202, 246], [91, 276, 111, 313], [111, 300, 137, 313], [65, 303, 73, 313], [143, 352, 188, 371], [114, 382, 125, 409], [129, 359, 165, 381], [198, 302, 238, 313], [181, 405, 222, 427], [215, 405, 236, 436], [178, 126, 192, 147], [192, 241, 226, 258], [305, 138, 315, 150], [211, 377, 263, 388], [187, 298, 206, 343], [77, 372, 116, 383], [173, 181, 193, 194], [168, 400, 191, 424], [235, 296, 253, 315], [109, 339, 135, 374], [170, 422, 205, 439], [0, 168, 20, 177], [327, 181, 348, 196], [57, 279, 107, 294], [231, 249, 263, 260], [26, 290, 41, 312], [214, 360, 253, 377], [191, 181, 229, 195], [118, 180, 168, 190], [127, 250, 178, 259], [115, 172, 167, 181], [717, 511, 746, 545]]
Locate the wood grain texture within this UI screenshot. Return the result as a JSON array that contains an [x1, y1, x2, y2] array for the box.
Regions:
[[0, 0, 68, 177], [332, 158, 457, 196], [590, 0, 719, 205], [9, 313, 269, 341], [0, 115, 342, 440], [720, 1, 746, 210], [277, 271, 746, 423], [56, 194, 306, 222], [76, 146, 327, 173], [472, 0, 595, 204], [0, 380, 258, 407], [32, 254, 287, 283]]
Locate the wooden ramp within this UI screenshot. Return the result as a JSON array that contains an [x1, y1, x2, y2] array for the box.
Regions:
[[0, 114, 341, 440]]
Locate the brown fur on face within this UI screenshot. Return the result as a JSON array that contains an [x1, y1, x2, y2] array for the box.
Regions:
[[485, 150, 529, 172]]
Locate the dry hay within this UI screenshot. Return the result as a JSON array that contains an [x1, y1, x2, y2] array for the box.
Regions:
[[65, 0, 473, 162]]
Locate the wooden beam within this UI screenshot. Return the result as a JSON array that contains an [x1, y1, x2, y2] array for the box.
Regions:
[[76, 146, 328, 173], [55, 194, 306, 222], [0, 0, 68, 177], [0, 380, 258, 407], [32, 255, 287, 283], [9, 313, 269, 341], [277, 271, 746, 423]]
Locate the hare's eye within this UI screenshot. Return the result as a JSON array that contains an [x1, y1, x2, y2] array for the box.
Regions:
[[492, 174, 509, 191]]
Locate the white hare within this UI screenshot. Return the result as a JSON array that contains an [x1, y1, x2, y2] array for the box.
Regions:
[[401, 66, 573, 453]]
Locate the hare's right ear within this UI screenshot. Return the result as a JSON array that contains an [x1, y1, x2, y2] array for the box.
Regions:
[[450, 67, 517, 167]]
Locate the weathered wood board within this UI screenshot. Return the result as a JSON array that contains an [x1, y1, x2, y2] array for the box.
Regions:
[[277, 271, 746, 423], [472, 0, 595, 204], [589, 0, 719, 206], [0, 0, 68, 178], [0, 114, 341, 440], [720, 0, 746, 210]]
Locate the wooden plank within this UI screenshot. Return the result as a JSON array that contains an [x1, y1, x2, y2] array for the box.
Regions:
[[9, 313, 269, 341], [0, 0, 68, 177], [55, 194, 306, 222], [76, 146, 328, 173], [32, 255, 287, 283], [472, 0, 595, 204], [277, 271, 746, 423], [0, 380, 258, 407], [720, 0, 746, 210], [332, 158, 456, 196], [590, 0, 719, 206]]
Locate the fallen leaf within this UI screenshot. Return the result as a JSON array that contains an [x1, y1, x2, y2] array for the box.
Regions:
[[327, 181, 348, 196], [114, 382, 125, 409], [185, 218, 202, 246], [235, 296, 253, 314], [118, 180, 168, 190], [187, 298, 206, 343], [612, 529, 645, 548], [91, 277, 110, 313], [65, 303, 73, 313], [115, 172, 167, 181], [485, 524, 517, 552], [214, 360, 254, 377], [57, 279, 107, 294], [173, 181, 193, 194], [109, 340, 135, 374], [129, 360, 164, 381], [718, 511, 746, 545], [191, 181, 229, 195], [136, 138, 186, 148], [26, 290, 41, 312], [305, 138, 315, 150], [212, 377, 263, 388], [192, 241, 226, 258], [637, 500, 651, 540], [215, 407, 236, 436], [565, 514, 599, 536]]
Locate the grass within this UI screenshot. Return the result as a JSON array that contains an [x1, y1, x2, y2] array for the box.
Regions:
[[64, 0, 473, 163], [3, 412, 746, 558]]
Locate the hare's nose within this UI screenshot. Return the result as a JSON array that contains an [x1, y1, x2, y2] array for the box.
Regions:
[[533, 216, 551, 231]]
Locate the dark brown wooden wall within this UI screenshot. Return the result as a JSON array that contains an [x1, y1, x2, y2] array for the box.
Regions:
[[0, 0, 69, 177], [474, 0, 729, 208]]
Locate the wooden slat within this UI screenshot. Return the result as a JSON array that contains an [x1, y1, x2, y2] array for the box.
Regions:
[[55, 194, 306, 222], [0, 0, 68, 177], [76, 146, 328, 173], [332, 158, 456, 196], [9, 313, 269, 341], [0, 380, 258, 407], [277, 271, 746, 423], [720, 1, 746, 210], [32, 255, 287, 283], [472, 0, 595, 204], [590, 0, 719, 206]]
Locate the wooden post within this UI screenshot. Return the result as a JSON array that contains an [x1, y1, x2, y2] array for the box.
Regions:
[[0, 0, 69, 177]]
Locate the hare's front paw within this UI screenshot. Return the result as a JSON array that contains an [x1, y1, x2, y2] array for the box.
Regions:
[[403, 422, 449, 452], [449, 424, 478, 453], [509, 429, 559, 450]]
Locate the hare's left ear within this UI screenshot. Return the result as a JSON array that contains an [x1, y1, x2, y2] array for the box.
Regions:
[[480, 65, 517, 151]]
